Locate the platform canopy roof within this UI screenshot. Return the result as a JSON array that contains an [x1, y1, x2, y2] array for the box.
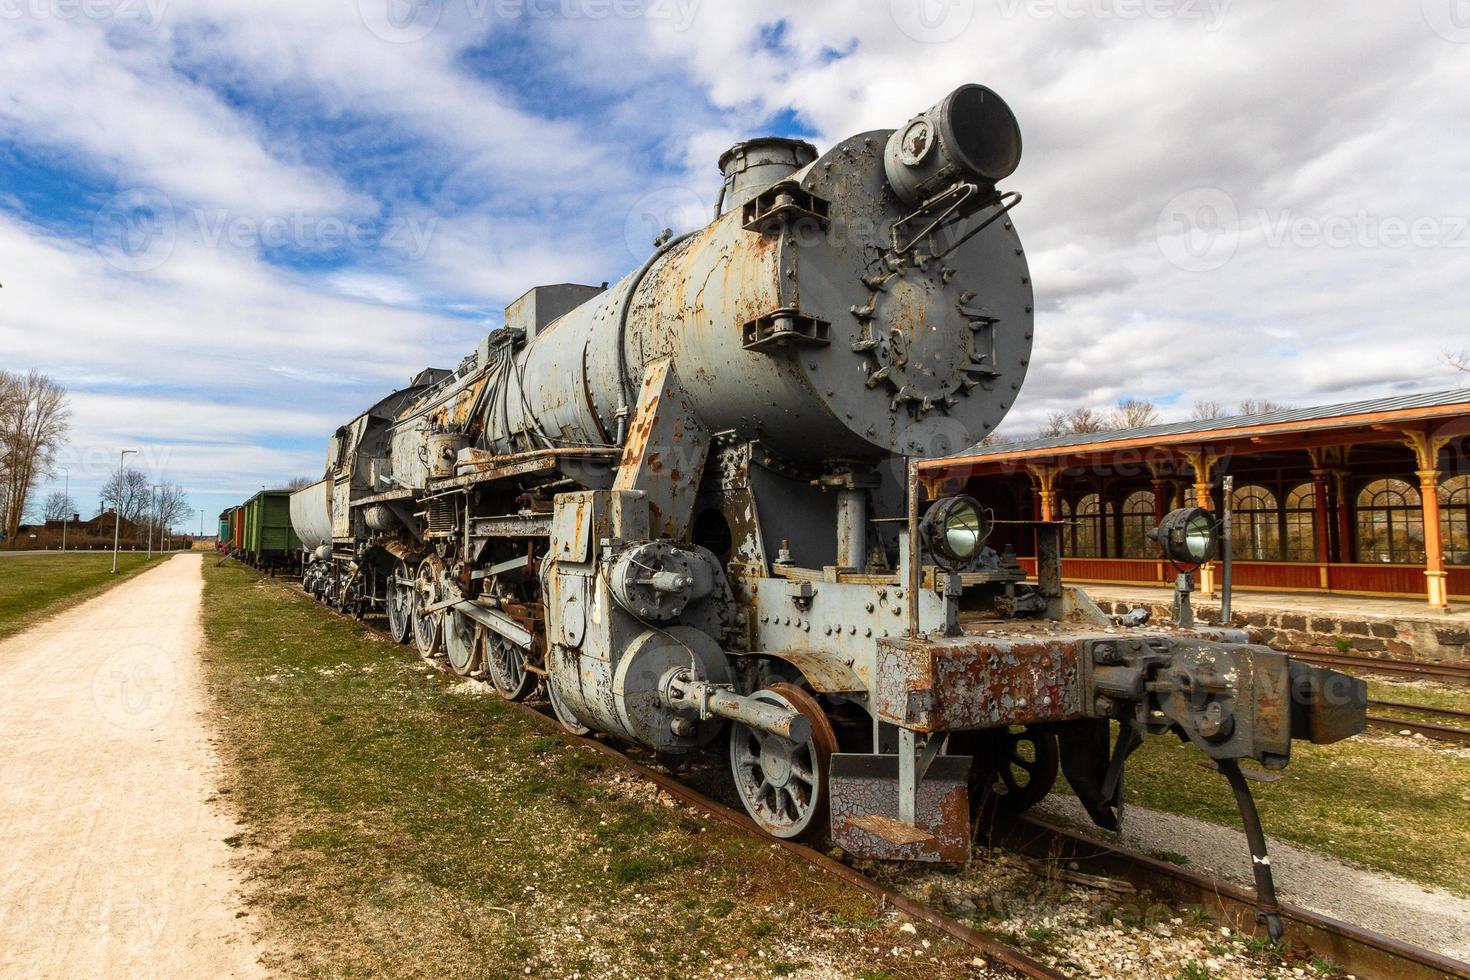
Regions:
[[928, 387, 1470, 475]]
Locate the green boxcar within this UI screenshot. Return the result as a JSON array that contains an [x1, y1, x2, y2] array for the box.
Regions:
[[240, 491, 301, 568], [217, 508, 234, 547]]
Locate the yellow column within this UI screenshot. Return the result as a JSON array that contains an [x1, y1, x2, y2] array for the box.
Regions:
[[1401, 429, 1452, 610], [1181, 451, 1218, 595], [1027, 465, 1060, 523]]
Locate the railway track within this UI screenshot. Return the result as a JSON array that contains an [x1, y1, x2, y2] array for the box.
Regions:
[[283, 574, 1468, 979], [1286, 649, 1470, 684], [1366, 698, 1470, 746]]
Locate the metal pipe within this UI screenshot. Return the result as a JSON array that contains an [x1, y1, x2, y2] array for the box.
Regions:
[[1219, 758, 1285, 942], [662, 673, 812, 743], [112, 449, 135, 573], [906, 458, 921, 638], [835, 486, 867, 570], [1221, 475, 1235, 626]]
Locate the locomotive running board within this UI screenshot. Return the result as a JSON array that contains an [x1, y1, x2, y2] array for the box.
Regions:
[[829, 753, 970, 863]]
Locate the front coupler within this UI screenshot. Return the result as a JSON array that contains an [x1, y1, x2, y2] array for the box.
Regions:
[[829, 629, 1366, 864]]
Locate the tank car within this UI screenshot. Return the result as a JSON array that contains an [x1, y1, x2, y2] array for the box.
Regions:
[[286, 83, 1366, 934]]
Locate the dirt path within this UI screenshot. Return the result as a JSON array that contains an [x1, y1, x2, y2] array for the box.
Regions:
[[0, 553, 265, 978]]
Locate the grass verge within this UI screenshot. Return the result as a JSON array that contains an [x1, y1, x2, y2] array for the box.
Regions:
[[0, 552, 165, 640], [200, 561, 994, 979]]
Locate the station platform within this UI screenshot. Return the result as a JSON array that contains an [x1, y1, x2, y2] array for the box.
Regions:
[[1083, 584, 1469, 665]]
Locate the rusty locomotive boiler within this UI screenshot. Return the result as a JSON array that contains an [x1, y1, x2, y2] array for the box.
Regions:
[[287, 83, 1366, 933]]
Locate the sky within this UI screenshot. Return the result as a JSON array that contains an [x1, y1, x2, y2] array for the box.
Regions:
[[2, 0, 1468, 528]]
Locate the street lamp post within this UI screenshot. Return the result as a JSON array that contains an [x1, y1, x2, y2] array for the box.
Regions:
[[112, 450, 136, 574], [148, 484, 165, 558], [60, 467, 69, 553]]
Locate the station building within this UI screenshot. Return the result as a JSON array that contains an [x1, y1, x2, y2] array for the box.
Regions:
[[921, 389, 1470, 621]]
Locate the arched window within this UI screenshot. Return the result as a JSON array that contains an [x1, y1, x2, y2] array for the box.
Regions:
[[1283, 483, 1318, 562], [1356, 479, 1425, 564], [1120, 490, 1156, 558], [1069, 493, 1107, 558], [1443, 475, 1470, 566], [1232, 485, 1281, 561]]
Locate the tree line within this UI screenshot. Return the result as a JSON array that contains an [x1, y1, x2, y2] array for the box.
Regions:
[[979, 397, 1293, 447], [0, 370, 70, 543]]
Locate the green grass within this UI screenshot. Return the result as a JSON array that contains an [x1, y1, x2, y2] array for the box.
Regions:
[[1365, 678, 1470, 715], [0, 552, 164, 640], [1120, 728, 1470, 896], [200, 562, 980, 978]]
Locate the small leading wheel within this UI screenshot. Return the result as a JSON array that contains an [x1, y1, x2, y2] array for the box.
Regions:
[[444, 608, 482, 677], [951, 726, 1060, 820], [729, 683, 838, 841], [546, 676, 590, 736], [412, 558, 444, 658], [486, 635, 537, 701], [385, 559, 414, 645]]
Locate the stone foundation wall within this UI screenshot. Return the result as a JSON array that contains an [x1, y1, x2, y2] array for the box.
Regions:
[[1093, 598, 1470, 665]]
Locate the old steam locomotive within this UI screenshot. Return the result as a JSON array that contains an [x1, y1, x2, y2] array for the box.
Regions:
[[287, 84, 1365, 928]]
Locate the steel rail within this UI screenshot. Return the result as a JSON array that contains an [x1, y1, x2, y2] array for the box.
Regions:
[[283, 576, 1465, 980], [1365, 713, 1470, 746], [1284, 649, 1470, 683], [1006, 817, 1470, 980]]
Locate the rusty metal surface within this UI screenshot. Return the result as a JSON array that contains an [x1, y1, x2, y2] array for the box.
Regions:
[[830, 753, 970, 862], [874, 634, 1084, 733], [612, 361, 710, 540]]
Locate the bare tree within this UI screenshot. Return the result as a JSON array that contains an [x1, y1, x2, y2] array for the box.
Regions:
[[0, 370, 71, 543], [42, 492, 77, 522], [97, 467, 153, 528], [1041, 407, 1108, 438], [1108, 398, 1159, 430], [1191, 400, 1227, 421], [285, 476, 317, 491], [1447, 350, 1469, 374], [154, 482, 192, 534], [1238, 399, 1290, 416], [977, 431, 1014, 449]]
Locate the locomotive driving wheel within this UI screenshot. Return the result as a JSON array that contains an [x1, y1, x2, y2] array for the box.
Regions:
[[486, 635, 537, 701], [729, 683, 838, 841], [546, 675, 590, 736], [385, 559, 414, 646], [444, 608, 482, 677], [411, 557, 445, 658], [951, 725, 1060, 821]]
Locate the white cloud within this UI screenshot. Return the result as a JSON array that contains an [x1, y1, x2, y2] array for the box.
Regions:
[[5, 0, 1470, 526]]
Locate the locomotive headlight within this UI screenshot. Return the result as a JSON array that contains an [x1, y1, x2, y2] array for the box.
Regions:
[[1151, 507, 1220, 567], [921, 495, 992, 571]]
